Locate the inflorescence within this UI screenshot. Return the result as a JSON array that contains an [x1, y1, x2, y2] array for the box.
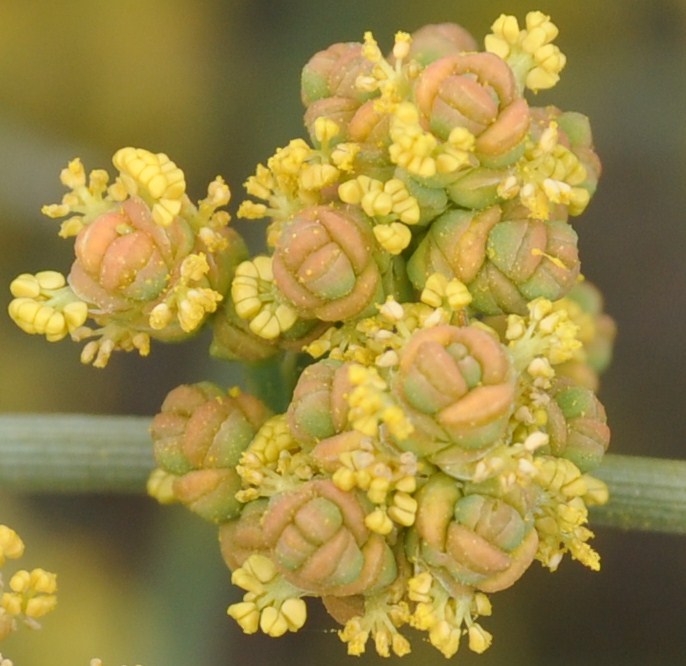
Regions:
[[8, 10, 615, 659], [0, 525, 57, 642]]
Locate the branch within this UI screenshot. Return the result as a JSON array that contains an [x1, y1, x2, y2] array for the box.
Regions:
[[1, 413, 685, 535], [590, 453, 686, 535], [0, 413, 152, 493]]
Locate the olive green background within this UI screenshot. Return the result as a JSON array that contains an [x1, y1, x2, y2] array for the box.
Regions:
[[1, 1, 685, 664]]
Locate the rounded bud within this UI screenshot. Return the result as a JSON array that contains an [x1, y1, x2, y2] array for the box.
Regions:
[[414, 52, 530, 167], [301, 42, 374, 107], [531, 106, 602, 202], [551, 382, 610, 472], [392, 324, 515, 476], [408, 206, 580, 315], [287, 359, 353, 445], [69, 196, 244, 341], [151, 382, 272, 522], [471, 216, 580, 314], [404, 23, 478, 66], [219, 499, 271, 571], [409, 474, 538, 592], [272, 205, 384, 322], [407, 206, 500, 290], [70, 197, 191, 312], [261, 480, 397, 596]]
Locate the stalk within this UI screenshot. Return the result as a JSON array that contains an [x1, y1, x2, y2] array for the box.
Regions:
[[0, 413, 152, 493], [1, 413, 685, 535], [590, 453, 686, 535]]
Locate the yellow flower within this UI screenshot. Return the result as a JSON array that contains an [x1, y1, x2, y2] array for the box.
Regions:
[[230, 256, 297, 340], [0, 526, 58, 641], [227, 555, 307, 638], [485, 11, 566, 93], [0, 527, 24, 567], [8, 271, 88, 342], [111, 147, 186, 226]]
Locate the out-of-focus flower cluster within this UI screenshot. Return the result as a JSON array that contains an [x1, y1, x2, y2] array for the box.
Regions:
[[8, 9, 615, 659], [0, 525, 57, 644]]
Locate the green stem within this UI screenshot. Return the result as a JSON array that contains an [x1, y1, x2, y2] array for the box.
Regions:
[[0, 413, 152, 493], [243, 350, 307, 412], [1, 414, 685, 535], [590, 454, 686, 535]]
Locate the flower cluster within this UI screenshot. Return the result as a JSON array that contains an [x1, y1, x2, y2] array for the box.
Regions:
[[9, 148, 247, 367], [8, 9, 615, 660], [0, 525, 57, 643]]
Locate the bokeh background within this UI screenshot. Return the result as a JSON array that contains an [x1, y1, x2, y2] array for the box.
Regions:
[[1, 1, 685, 664]]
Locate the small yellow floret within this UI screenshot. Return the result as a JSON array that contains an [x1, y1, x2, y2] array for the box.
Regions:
[[330, 143, 360, 172], [392, 31, 412, 61], [389, 103, 438, 178], [112, 147, 186, 226], [148, 303, 173, 330], [8, 271, 89, 342], [387, 491, 417, 527], [313, 117, 341, 145], [231, 257, 297, 340], [59, 158, 87, 189], [0, 526, 25, 566], [299, 163, 339, 191], [468, 623, 493, 654], [421, 273, 472, 312], [365, 508, 394, 535], [361, 31, 383, 63], [485, 11, 566, 93], [237, 200, 268, 220], [373, 223, 412, 255], [146, 468, 178, 504], [177, 288, 223, 333], [227, 601, 260, 634]]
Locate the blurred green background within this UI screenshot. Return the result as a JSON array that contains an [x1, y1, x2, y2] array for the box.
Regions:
[[1, 1, 685, 664]]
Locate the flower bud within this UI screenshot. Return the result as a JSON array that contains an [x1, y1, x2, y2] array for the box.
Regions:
[[414, 52, 530, 167], [532, 106, 601, 201], [272, 205, 384, 322], [408, 206, 580, 316], [219, 499, 271, 571], [558, 281, 617, 383], [261, 480, 397, 596], [408, 206, 501, 291], [301, 42, 374, 107], [304, 97, 360, 145], [409, 474, 538, 592], [69, 197, 190, 311], [344, 101, 395, 177], [404, 23, 478, 66], [392, 324, 515, 475], [172, 468, 244, 524], [150, 382, 271, 522], [445, 166, 509, 210], [287, 359, 353, 445], [69, 196, 244, 342], [471, 216, 580, 314], [551, 383, 610, 472]]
